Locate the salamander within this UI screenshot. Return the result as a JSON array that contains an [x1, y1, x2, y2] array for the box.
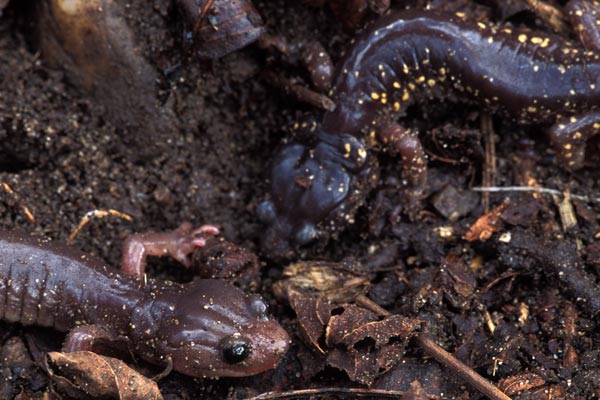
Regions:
[[258, 6, 600, 256], [0, 225, 289, 378]]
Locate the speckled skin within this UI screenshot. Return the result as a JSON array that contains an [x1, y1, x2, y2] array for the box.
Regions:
[[0, 230, 289, 378], [259, 8, 600, 256]]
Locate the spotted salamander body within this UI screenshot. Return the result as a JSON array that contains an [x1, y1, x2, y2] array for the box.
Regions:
[[0, 229, 289, 378], [259, 7, 600, 256]]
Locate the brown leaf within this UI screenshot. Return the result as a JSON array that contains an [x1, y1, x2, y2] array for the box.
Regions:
[[287, 290, 336, 353], [498, 372, 545, 395], [464, 200, 509, 241], [45, 351, 162, 400], [274, 261, 370, 303], [326, 311, 425, 385], [325, 304, 378, 347]]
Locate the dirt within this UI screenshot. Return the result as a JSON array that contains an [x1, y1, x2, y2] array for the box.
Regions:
[[1, 0, 600, 399]]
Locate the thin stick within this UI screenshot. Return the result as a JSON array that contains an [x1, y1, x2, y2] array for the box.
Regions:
[[68, 209, 133, 244], [472, 185, 598, 202], [245, 387, 406, 400], [415, 335, 511, 400], [481, 113, 496, 213]]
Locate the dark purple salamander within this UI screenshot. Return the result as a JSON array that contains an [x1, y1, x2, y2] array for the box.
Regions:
[[258, 4, 600, 256], [0, 225, 289, 378]]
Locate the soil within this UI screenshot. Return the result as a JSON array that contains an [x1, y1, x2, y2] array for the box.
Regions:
[[1, 0, 599, 399]]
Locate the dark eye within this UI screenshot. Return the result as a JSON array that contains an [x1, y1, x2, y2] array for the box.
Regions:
[[248, 294, 269, 318], [220, 335, 252, 364]]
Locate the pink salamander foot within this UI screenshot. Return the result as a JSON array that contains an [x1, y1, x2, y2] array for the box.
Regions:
[[121, 222, 220, 277]]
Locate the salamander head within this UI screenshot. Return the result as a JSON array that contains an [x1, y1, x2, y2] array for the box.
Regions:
[[257, 132, 375, 258], [131, 279, 289, 378]]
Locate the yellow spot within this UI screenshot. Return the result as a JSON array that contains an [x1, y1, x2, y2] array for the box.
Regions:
[[439, 67, 447, 75], [593, 122, 600, 129], [455, 11, 465, 18], [527, 106, 537, 113], [357, 98, 364, 104], [403, 63, 409, 74], [408, 83, 416, 91], [569, 89, 576, 96], [533, 65, 539, 72], [592, 84, 597, 90], [358, 148, 367, 159], [518, 34, 527, 43], [381, 97, 387, 105], [402, 90, 410, 101], [531, 37, 543, 44], [393, 101, 400, 111], [393, 81, 401, 89], [371, 92, 380, 100], [378, 64, 384, 70], [344, 143, 351, 155], [576, 9, 583, 16], [541, 38, 550, 48], [570, 116, 578, 123], [488, 37, 494, 44], [477, 22, 486, 29], [427, 79, 436, 87], [503, 28, 512, 34], [354, 71, 360, 78], [574, 131, 582, 139], [381, 71, 386, 78], [564, 143, 572, 150], [558, 65, 566, 74], [416, 76, 426, 83]]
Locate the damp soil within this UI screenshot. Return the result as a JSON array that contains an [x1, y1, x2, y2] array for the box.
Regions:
[[1, 0, 600, 399]]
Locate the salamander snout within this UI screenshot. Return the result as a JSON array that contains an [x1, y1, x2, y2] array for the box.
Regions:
[[259, 133, 374, 257]]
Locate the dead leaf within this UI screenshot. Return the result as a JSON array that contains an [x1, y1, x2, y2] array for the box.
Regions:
[[326, 308, 425, 385], [498, 372, 545, 395], [464, 200, 509, 241], [45, 351, 162, 400], [274, 260, 370, 303]]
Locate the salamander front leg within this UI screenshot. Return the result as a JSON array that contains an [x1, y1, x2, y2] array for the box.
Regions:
[[63, 325, 130, 356], [121, 222, 220, 277], [549, 112, 600, 170], [377, 124, 427, 190]]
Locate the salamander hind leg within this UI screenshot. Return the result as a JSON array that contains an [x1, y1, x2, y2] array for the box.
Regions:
[[549, 112, 600, 170]]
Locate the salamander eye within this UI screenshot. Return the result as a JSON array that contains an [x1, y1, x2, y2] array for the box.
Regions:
[[248, 294, 269, 318], [220, 335, 252, 364]]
